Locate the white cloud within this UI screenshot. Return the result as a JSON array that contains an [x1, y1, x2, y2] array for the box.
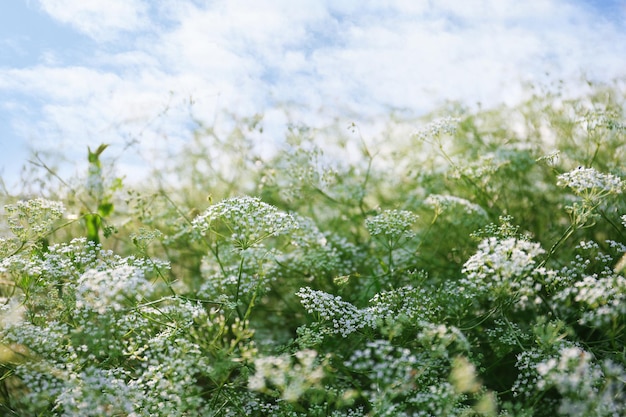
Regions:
[[36, 0, 149, 41], [0, 66, 121, 101]]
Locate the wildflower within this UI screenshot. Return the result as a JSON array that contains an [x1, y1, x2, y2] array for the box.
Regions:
[[249, 349, 326, 402], [462, 237, 545, 286], [296, 287, 375, 337], [367, 285, 440, 324], [557, 167, 623, 200], [555, 273, 626, 327], [3, 198, 65, 242], [198, 246, 280, 300], [191, 196, 298, 250], [424, 194, 486, 217], [532, 345, 621, 417], [536, 150, 560, 166], [75, 265, 155, 314], [345, 339, 418, 394], [424, 194, 487, 229], [412, 117, 460, 142], [365, 209, 418, 249]]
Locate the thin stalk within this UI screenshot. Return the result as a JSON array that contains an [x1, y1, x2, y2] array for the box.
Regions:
[[538, 223, 576, 269], [234, 256, 245, 320]]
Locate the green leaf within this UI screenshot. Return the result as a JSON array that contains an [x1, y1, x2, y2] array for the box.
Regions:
[[88, 143, 109, 166], [98, 202, 114, 217]]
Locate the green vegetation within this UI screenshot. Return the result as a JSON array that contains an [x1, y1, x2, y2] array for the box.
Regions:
[[1, 81, 625, 416]]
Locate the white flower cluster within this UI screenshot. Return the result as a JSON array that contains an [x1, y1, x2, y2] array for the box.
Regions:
[[513, 346, 552, 399], [191, 196, 299, 250], [555, 273, 626, 327], [0, 237, 169, 300], [550, 239, 626, 328], [345, 339, 418, 393], [365, 209, 418, 248], [513, 342, 626, 417], [6, 309, 214, 416], [10, 361, 68, 412], [297, 287, 375, 337], [329, 406, 366, 417], [533, 346, 624, 417], [1, 238, 163, 329], [248, 349, 325, 402], [367, 285, 440, 324], [298, 285, 447, 339], [536, 150, 561, 166], [263, 144, 341, 202], [54, 366, 141, 417], [3, 320, 70, 360], [577, 110, 625, 132], [223, 392, 283, 417], [557, 167, 624, 197], [606, 239, 626, 253], [290, 213, 329, 248], [344, 340, 465, 417], [75, 265, 155, 314], [451, 153, 508, 182], [3, 198, 65, 242], [412, 117, 460, 142], [461, 237, 545, 294], [130, 335, 210, 416], [484, 319, 530, 353], [424, 194, 486, 217], [535, 346, 600, 390], [405, 382, 460, 417], [416, 322, 471, 359]]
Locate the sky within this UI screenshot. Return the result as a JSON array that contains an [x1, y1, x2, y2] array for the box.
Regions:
[[1, 0, 626, 192]]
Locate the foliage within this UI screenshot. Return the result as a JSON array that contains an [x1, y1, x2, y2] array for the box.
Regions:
[[1, 80, 625, 416]]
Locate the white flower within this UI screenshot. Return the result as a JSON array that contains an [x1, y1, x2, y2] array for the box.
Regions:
[[556, 273, 626, 327], [249, 349, 325, 402], [412, 117, 460, 142], [296, 287, 376, 337], [191, 196, 298, 250], [345, 339, 418, 393], [557, 167, 623, 197], [4, 198, 65, 241], [424, 194, 487, 217], [462, 237, 545, 284], [75, 266, 154, 314], [365, 209, 418, 248]]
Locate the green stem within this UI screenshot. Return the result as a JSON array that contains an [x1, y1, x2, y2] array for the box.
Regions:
[[234, 256, 245, 319], [243, 284, 259, 323], [387, 246, 394, 283], [538, 223, 576, 269]]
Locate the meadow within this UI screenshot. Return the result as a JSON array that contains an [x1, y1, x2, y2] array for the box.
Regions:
[[1, 81, 625, 416]]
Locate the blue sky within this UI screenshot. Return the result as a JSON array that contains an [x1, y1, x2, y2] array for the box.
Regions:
[[1, 0, 626, 191]]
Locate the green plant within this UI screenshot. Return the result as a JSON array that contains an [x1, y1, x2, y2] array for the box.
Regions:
[[0, 80, 625, 416]]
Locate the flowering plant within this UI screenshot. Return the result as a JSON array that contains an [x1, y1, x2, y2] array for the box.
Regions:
[[1, 82, 625, 416]]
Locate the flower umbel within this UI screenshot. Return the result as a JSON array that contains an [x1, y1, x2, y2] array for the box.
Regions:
[[191, 196, 298, 250], [557, 167, 623, 201], [366, 209, 418, 249], [460, 237, 546, 304], [3, 198, 65, 243], [75, 265, 155, 314]]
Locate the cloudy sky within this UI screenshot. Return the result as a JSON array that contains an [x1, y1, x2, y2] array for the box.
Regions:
[[1, 0, 625, 190]]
